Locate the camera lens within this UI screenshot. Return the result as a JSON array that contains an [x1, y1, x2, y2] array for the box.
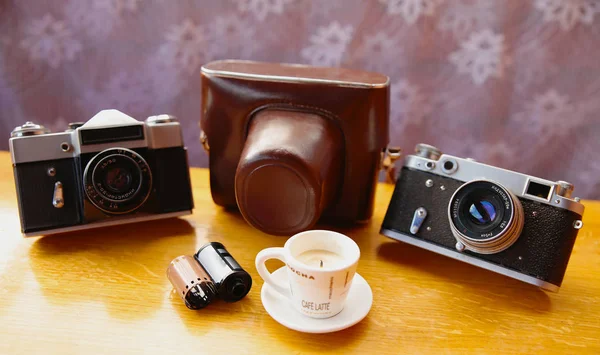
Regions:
[[104, 166, 133, 194], [468, 200, 496, 224], [464, 194, 503, 229], [448, 180, 524, 254], [83, 148, 152, 214]]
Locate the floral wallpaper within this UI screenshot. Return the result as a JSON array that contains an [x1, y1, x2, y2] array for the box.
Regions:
[[0, 0, 599, 198]]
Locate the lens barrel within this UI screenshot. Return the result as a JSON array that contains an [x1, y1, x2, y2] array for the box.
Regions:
[[83, 148, 152, 214], [448, 180, 524, 254]]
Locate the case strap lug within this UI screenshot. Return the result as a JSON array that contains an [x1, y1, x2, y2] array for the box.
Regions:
[[200, 130, 210, 152], [381, 146, 402, 184]]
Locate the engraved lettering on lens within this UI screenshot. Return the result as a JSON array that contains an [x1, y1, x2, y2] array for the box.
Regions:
[[452, 199, 460, 218], [448, 180, 524, 254], [83, 147, 152, 215]]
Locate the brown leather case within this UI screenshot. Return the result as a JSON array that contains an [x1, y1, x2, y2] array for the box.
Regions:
[[200, 60, 389, 235]]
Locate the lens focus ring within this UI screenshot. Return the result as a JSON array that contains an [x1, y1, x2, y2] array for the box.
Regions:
[[83, 148, 152, 214], [448, 180, 524, 254]]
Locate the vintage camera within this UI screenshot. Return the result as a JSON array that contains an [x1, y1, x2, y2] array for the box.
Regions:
[[9, 109, 194, 236], [381, 144, 585, 291], [200, 60, 391, 235]]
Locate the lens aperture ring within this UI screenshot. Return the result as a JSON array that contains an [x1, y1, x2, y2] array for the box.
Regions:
[[448, 180, 524, 254]]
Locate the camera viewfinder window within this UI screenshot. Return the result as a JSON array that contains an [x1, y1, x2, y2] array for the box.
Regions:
[[80, 125, 144, 145], [526, 181, 552, 200]]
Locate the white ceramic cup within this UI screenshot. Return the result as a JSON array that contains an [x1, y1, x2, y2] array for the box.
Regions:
[[255, 230, 360, 319]]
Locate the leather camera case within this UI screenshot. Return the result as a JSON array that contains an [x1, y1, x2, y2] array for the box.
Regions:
[[200, 60, 389, 235]]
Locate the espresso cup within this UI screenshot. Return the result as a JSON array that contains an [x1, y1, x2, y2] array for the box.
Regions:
[[255, 230, 360, 319]]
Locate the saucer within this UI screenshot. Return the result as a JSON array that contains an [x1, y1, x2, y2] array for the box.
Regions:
[[260, 267, 373, 333]]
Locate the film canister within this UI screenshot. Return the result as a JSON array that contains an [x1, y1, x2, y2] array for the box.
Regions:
[[194, 242, 252, 302], [167, 255, 217, 309]]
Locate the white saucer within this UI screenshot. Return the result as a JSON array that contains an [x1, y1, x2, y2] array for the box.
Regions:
[[260, 267, 373, 334]]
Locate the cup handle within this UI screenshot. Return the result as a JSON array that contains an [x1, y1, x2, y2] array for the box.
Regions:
[[255, 247, 291, 300]]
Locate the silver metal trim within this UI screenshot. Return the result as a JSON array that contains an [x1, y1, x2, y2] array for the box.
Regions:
[[410, 207, 427, 234], [440, 158, 458, 174], [145, 121, 184, 150], [52, 182, 64, 208], [522, 178, 555, 203], [201, 62, 390, 89], [10, 109, 185, 164], [556, 181, 574, 198], [10, 132, 75, 164], [447, 179, 525, 254], [415, 143, 442, 160], [380, 228, 560, 292], [11, 122, 50, 137], [67, 122, 85, 130], [404, 154, 585, 216], [146, 114, 177, 124], [23, 210, 191, 237]]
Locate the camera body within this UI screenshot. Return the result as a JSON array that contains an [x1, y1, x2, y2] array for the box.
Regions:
[[9, 109, 194, 237], [201, 60, 390, 235], [381, 144, 585, 291]]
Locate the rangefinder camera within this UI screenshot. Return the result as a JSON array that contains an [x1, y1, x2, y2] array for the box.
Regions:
[[9, 109, 194, 236], [381, 144, 585, 291]]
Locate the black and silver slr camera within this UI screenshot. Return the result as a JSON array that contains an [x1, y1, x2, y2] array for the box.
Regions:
[[9, 109, 194, 236], [381, 144, 585, 291]]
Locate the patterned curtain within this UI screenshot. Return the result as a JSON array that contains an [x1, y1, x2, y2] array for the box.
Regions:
[[1, 0, 599, 198]]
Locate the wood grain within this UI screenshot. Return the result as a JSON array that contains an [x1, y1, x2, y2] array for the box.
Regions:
[[0, 151, 598, 354]]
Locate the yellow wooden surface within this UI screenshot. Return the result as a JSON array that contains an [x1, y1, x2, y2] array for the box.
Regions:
[[0, 150, 599, 354]]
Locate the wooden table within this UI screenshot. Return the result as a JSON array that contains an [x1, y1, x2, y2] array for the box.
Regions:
[[0, 151, 599, 354]]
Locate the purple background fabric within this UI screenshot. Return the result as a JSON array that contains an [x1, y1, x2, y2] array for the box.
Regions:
[[1, 0, 599, 198]]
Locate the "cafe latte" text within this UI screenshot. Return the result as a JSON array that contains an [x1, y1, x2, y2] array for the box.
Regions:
[[302, 300, 330, 311]]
